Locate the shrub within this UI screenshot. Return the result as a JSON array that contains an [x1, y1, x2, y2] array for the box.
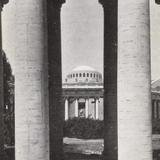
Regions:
[[63, 117, 104, 139], [153, 119, 160, 134]]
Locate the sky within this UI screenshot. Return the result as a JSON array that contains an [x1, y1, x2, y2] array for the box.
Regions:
[[2, 0, 160, 81]]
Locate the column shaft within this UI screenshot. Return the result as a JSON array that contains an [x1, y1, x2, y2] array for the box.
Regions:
[[65, 99, 69, 120], [47, 1, 65, 159], [158, 101, 160, 119], [118, 0, 152, 160], [11, 1, 49, 160], [156, 101, 159, 119], [95, 99, 99, 120], [0, 7, 5, 159], [85, 99, 89, 118], [75, 99, 78, 117], [99, 0, 118, 159], [154, 100, 157, 119], [152, 100, 155, 119]]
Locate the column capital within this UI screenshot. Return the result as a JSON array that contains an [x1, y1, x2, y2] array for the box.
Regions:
[[52, 0, 65, 9], [98, 0, 115, 8], [155, 0, 160, 4], [0, 0, 9, 8], [98, 0, 106, 6]]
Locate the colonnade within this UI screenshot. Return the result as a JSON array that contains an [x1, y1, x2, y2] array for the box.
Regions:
[[64, 98, 99, 120], [1, 0, 153, 160]]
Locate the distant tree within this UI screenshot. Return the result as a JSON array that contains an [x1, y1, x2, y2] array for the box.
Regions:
[[3, 51, 14, 146]]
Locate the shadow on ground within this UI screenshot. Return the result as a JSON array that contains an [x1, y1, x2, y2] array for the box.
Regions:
[[64, 153, 102, 160]]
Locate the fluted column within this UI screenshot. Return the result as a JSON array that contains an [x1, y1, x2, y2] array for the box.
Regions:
[[47, 0, 65, 159], [95, 98, 99, 120], [75, 99, 78, 117], [99, 0, 118, 159], [65, 98, 69, 120], [118, 0, 152, 160], [85, 98, 89, 118], [0, 1, 8, 159]]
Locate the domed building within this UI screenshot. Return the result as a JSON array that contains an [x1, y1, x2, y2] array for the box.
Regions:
[[62, 65, 160, 123], [62, 66, 104, 120]]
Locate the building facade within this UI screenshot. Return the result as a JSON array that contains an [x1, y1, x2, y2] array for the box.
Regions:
[[62, 66, 104, 120], [63, 66, 160, 122]]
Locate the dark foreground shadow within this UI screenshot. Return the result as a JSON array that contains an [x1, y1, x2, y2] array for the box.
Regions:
[[64, 153, 102, 160]]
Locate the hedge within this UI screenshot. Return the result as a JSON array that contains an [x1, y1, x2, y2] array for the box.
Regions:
[[153, 119, 160, 134], [63, 117, 104, 139]]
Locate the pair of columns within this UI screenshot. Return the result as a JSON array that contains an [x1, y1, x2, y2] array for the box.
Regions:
[[2, 0, 153, 160], [65, 98, 99, 120], [85, 98, 99, 119], [77, 98, 99, 119], [153, 100, 160, 119]]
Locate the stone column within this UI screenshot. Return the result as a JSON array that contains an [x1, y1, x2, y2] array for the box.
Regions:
[[99, 0, 118, 159], [156, 101, 159, 119], [0, 1, 8, 159], [158, 101, 160, 119], [85, 98, 89, 118], [47, 0, 65, 159], [75, 99, 78, 117], [154, 100, 157, 119], [65, 98, 69, 120], [95, 98, 99, 120], [12, 1, 49, 160], [118, 0, 152, 160]]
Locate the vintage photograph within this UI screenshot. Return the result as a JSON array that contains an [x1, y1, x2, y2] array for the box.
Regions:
[[0, 0, 160, 160]]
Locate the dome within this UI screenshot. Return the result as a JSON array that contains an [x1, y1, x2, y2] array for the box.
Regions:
[[72, 66, 96, 72], [65, 65, 103, 84]]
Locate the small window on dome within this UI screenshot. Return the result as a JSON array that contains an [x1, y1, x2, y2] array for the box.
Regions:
[[76, 73, 78, 77], [73, 74, 75, 78], [94, 73, 95, 78], [79, 73, 82, 77], [83, 73, 85, 77], [87, 73, 89, 77], [90, 73, 92, 77]]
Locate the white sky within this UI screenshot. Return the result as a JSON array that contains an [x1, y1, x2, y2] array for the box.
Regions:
[[2, 0, 160, 81]]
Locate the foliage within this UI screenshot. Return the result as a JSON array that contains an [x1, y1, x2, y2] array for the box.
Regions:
[[3, 51, 14, 146], [63, 117, 104, 139], [153, 119, 160, 134]]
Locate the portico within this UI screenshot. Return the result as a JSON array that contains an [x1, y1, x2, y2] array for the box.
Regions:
[[63, 86, 103, 120]]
